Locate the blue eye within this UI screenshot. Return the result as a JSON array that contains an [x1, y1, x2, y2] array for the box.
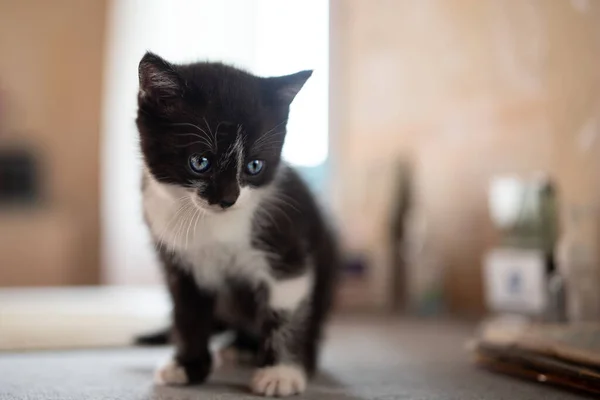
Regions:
[[246, 160, 264, 175], [189, 154, 211, 173]]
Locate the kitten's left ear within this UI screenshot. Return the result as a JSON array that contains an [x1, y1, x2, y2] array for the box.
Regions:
[[263, 70, 313, 106], [138, 51, 184, 99]]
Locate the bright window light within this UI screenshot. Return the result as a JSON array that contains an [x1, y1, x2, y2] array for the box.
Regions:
[[254, 0, 329, 167]]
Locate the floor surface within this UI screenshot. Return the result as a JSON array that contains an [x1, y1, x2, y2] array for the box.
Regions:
[[0, 317, 591, 400]]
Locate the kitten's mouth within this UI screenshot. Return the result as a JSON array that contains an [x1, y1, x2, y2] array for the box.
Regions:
[[189, 194, 227, 214], [189, 195, 210, 212]]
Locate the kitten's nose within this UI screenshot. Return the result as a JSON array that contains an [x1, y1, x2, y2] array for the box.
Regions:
[[219, 199, 236, 209], [216, 183, 239, 209]]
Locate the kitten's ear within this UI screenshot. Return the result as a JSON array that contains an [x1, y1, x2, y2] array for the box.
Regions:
[[138, 52, 184, 99], [263, 70, 313, 106]]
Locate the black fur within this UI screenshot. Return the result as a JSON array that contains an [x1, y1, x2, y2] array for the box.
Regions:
[[136, 52, 339, 387]]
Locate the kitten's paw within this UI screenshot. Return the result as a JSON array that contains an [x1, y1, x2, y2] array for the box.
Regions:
[[251, 365, 307, 397], [154, 360, 188, 386]]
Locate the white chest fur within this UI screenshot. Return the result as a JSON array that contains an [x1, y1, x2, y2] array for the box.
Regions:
[[143, 175, 267, 287], [142, 171, 313, 312]]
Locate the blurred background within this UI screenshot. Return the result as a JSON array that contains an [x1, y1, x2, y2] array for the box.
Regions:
[[0, 0, 599, 350]]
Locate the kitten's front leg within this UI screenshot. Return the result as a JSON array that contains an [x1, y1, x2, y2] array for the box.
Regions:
[[155, 264, 215, 386], [251, 307, 312, 397]]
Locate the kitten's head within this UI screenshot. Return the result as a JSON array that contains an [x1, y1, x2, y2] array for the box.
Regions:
[[136, 52, 311, 212]]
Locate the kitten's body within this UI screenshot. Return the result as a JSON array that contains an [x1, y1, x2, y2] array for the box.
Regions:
[[137, 53, 338, 397]]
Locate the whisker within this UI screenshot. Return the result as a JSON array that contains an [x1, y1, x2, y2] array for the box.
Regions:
[[264, 200, 294, 226], [270, 192, 302, 213], [185, 207, 200, 250], [253, 121, 286, 147], [250, 136, 285, 154], [155, 198, 190, 252], [191, 206, 206, 242], [167, 122, 216, 152], [255, 207, 281, 232], [174, 139, 214, 149], [215, 121, 225, 137], [252, 136, 285, 154], [166, 122, 210, 136], [173, 204, 194, 249], [175, 132, 211, 140], [254, 135, 285, 145], [262, 121, 286, 136], [173, 132, 214, 150], [158, 202, 189, 244], [203, 117, 219, 152], [251, 142, 285, 153]]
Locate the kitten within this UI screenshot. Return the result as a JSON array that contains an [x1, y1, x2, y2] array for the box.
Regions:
[[136, 52, 339, 397]]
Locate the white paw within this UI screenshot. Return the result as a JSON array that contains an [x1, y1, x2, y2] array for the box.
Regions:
[[154, 360, 188, 386], [251, 365, 307, 397]]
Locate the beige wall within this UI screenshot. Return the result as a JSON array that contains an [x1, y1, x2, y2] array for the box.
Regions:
[[330, 0, 600, 314], [0, 1, 107, 285]]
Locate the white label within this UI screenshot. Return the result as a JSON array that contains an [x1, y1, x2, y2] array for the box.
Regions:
[[484, 248, 548, 314]]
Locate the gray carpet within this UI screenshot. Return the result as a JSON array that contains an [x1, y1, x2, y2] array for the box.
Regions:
[[0, 318, 590, 399]]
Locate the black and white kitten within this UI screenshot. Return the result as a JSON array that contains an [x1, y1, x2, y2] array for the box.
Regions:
[[136, 52, 339, 397]]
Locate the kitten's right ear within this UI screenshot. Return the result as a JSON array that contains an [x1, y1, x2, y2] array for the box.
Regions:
[[262, 70, 313, 106], [138, 52, 184, 99]]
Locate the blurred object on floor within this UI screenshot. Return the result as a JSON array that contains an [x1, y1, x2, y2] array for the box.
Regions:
[[0, 286, 169, 351], [470, 315, 600, 396], [484, 175, 563, 320]]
